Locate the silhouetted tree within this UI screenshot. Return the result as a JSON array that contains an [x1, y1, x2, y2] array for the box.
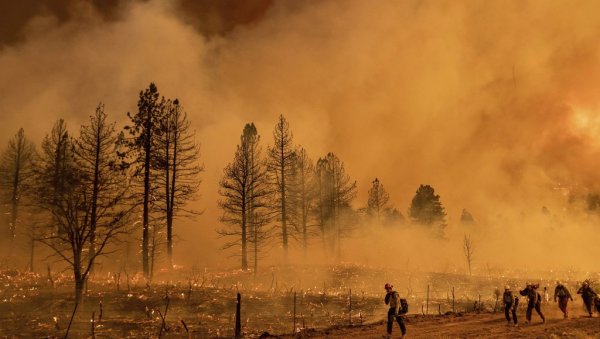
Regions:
[[267, 115, 295, 257], [153, 99, 203, 268], [314, 153, 357, 257], [289, 147, 317, 251], [34, 115, 132, 303], [367, 178, 390, 224], [382, 207, 405, 226], [35, 119, 77, 235], [123, 83, 166, 278], [460, 208, 475, 225], [218, 124, 271, 271], [72, 103, 123, 272], [463, 233, 474, 276], [409, 184, 446, 236], [0, 128, 36, 255]]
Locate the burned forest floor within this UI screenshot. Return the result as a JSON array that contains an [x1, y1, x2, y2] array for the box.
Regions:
[[0, 264, 599, 338], [274, 311, 600, 338]]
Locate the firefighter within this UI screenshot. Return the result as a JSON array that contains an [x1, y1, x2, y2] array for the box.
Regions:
[[383, 283, 406, 338], [519, 283, 545, 324], [503, 285, 518, 326], [553, 281, 573, 319], [577, 280, 598, 317]]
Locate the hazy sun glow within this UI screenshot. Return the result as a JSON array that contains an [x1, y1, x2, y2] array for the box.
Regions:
[[570, 105, 600, 146]]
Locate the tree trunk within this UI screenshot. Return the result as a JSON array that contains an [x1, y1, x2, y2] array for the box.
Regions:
[[166, 215, 173, 268], [75, 277, 84, 305], [163, 121, 172, 269], [9, 140, 21, 255], [241, 198, 248, 271], [142, 116, 151, 278], [9, 198, 17, 255], [301, 166, 308, 252], [253, 212, 257, 274], [280, 143, 288, 258], [74, 257, 84, 305], [167, 124, 177, 269], [29, 237, 34, 272], [89, 119, 101, 273]]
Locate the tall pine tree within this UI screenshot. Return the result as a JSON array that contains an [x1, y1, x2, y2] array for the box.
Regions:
[[153, 99, 203, 268], [218, 123, 271, 271], [123, 83, 166, 278], [267, 115, 295, 258]]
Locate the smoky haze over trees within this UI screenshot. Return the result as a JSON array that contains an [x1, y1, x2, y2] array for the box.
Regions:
[[315, 152, 357, 258], [0, 82, 205, 303], [4, 6, 600, 336], [4, 0, 600, 278]]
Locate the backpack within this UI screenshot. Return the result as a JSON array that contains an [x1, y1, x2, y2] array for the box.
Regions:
[[400, 298, 409, 314], [503, 293, 513, 304], [556, 286, 566, 297]]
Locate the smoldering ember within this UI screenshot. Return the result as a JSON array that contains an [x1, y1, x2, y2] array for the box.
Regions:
[[1, 1, 600, 338]]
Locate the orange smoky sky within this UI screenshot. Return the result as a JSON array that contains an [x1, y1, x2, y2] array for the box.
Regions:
[[1, 0, 600, 271]]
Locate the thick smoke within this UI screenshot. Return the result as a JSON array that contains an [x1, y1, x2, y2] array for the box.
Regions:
[[1, 0, 600, 272]]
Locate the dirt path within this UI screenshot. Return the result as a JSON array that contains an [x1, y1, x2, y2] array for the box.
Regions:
[[276, 307, 600, 338]]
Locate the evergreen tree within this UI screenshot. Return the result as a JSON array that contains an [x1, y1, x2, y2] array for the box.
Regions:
[[218, 123, 271, 271], [267, 115, 295, 257], [123, 83, 166, 278], [367, 178, 390, 224], [409, 184, 446, 235]]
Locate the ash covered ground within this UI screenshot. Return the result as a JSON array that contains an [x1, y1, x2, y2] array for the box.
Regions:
[[1, 264, 598, 338]]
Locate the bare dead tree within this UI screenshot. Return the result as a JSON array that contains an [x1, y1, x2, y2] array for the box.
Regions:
[[0, 128, 36, 255], [463, 233, 474, 276], [34, 115, 133, 303], [153, 99, 203, 268], [72, 103, 119, 273], [267, 115, 295, 258], [218, 123, 271, 271]]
